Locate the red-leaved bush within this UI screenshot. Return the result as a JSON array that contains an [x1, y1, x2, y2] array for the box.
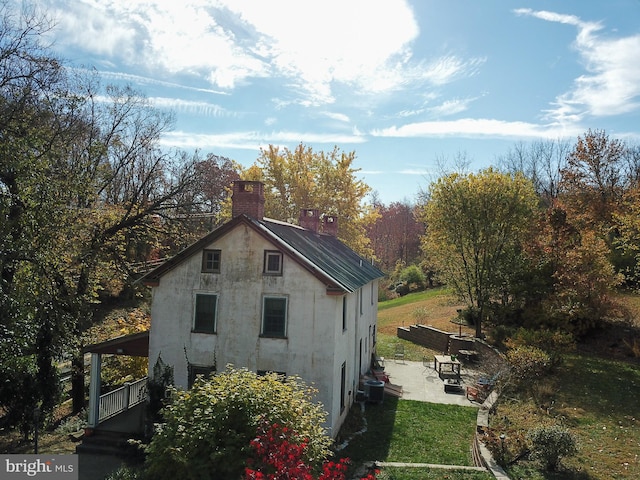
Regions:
[[245, 422, 377, 480]]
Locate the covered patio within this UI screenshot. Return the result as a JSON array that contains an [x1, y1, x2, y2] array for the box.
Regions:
[[83, 331, 149, 430]]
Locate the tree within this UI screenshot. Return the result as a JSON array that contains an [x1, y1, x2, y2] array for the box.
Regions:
[[498, 139, 570, 207], [0, 1, 85, 431], [246, 143, 377, 256], [366, 199, 422, 272], [144, 367, 333, 480], [419, 168, 538, 337], [0, 0, 202, 423], [527, 425, 578, 471], [560, 129, 628, 234]]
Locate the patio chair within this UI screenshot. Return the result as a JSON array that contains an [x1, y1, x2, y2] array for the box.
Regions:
[[394, 344, 405, 363]]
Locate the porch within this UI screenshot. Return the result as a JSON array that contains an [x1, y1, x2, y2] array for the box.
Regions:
[[83, 331, 149, 432]]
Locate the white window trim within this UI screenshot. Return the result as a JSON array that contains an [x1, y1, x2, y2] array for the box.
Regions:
[[264, 250, 283, 275]]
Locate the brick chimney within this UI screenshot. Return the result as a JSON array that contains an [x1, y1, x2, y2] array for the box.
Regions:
[[322, 215, 338, 236], [232, 181, 265, 219], [299, 208, 320, 233]]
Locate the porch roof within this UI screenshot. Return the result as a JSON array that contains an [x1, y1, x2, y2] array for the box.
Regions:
[[83, 331, 149, 357]]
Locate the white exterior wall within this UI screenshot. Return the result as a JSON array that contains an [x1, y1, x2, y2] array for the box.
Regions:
[[148, 223, 379, 436]]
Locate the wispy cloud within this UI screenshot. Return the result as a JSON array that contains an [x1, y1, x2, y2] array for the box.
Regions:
[[149, 97, 235, 117], [515, 8, 640, 122], [427, 98, 476, 117], [371, 118, 583, 139], [162, 129, 366, 150], [86, 69, 229, 95]]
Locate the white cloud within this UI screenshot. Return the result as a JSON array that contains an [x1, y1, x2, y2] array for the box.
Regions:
[[427, 98, 475, 117], [516, 8, 640, 122], [149, 97, 234, 117], [370, 118, 583, 139], [46, 0, 483, 106], [161, 128, 366, 150], [322, 112, 351, 123]]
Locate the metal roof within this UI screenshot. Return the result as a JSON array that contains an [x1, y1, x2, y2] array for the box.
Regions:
[[254, 217, 384, 293]]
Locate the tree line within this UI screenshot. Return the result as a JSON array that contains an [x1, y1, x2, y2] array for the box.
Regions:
[[421, 133, 640, 340]]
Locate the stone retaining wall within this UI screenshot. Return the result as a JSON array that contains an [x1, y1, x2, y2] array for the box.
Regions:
[[397, 324, 451, 352]]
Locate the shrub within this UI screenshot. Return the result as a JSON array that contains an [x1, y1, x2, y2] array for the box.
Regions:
[[399, 265, 425, 290], [527, 425, 578, 471], [506, 328, 575, 369], [144, 367, 332, 480], [105, 466, 143, 480], [505, 345, 551, 393], [411, 306, 429, 324]]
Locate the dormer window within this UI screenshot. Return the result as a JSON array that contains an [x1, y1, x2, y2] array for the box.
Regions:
[[263, 250, 283, 275], [202, 249, 221, 273]]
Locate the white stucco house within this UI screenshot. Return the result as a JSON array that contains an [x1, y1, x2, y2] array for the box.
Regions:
[[139, 180, 384, 436]]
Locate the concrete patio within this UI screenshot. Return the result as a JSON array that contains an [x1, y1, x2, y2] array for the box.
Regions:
[[381, 358, 483, 407]]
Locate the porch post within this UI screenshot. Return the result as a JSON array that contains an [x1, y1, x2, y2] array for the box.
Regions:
[[87, 353, 101, 428]]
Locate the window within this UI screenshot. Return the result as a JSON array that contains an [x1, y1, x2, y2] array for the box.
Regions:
[[193, 293, 217, 333], [202, 249, 221, 273], [261, 296, 287, 337], [340, 362, 346, 413], [263, 250, 283, 275], [188, 365, 215, 388], [342, 297, 347, 331]]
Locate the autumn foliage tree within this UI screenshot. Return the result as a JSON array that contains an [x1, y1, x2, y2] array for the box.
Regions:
[[366, 199, 422, 272], [245, 143, 377, 257], [419, 168, 538, 338], [0, 0, 201, 426]]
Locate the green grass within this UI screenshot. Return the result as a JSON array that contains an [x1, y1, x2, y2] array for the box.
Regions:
[[375, 335, 435, 363], [339, 397, 478, 466], [489, 353, 640, 480], [376, 467, 494, 480], [378, 288, 453, 312]]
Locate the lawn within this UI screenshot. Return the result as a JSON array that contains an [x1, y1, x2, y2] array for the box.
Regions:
[[337, 397, 489, 479], [376, 288, 472, 362], [492, 353, 640, 480]]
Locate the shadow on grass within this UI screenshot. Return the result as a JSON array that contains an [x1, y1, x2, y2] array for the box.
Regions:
[[338, 396, 399, 465], [337, 396, 478, 467], [558, 354, 640, 421], [506, 463, 595, 480]]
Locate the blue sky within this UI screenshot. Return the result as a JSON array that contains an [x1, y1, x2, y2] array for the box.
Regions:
[[35, 0, 640, 203]]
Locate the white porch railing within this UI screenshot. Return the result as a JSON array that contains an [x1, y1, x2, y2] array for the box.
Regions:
[[98, 377, 148, 424]]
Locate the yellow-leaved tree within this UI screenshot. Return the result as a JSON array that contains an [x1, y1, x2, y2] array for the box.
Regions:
[[239, 143, 378, 257], [419, 168, 538, 338]]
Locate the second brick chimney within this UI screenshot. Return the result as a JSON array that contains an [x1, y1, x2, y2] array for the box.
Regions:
[[299, 208, 320, 233], [232, 181, 265, 219], [322, 215, 338, 236]]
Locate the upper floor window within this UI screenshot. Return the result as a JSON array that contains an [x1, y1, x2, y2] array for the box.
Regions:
[[202, 249, 221, 273], [193, 293, 217, 334], [261, 296, 287, 338], [263, 250, 283, 275], [342, 296, 347, 331]]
